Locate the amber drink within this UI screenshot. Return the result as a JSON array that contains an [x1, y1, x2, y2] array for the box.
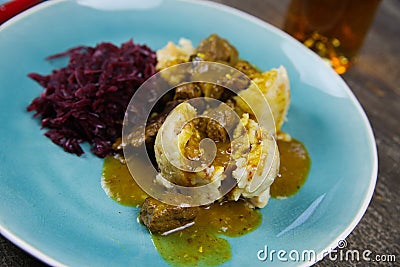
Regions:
[[284, 0, 381, 74]]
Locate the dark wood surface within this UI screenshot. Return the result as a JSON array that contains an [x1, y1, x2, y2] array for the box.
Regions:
[[1, 0, 399, 266]]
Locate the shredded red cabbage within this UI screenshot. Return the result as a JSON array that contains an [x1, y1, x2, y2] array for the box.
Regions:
[[27, 40, 157, 157]]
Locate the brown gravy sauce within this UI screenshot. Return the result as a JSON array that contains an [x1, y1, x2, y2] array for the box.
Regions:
[[101, 138, 310, 266]]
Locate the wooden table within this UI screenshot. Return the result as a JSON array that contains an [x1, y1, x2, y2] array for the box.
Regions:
[[1, 0, 399, 266]]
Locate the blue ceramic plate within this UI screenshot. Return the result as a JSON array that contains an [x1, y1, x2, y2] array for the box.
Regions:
[[0, 0, 377, 266]]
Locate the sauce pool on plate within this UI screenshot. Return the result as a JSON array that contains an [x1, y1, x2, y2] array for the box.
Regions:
[[101, 156, 148, 207], [101, 138, 310, 266], [271, 138, 311, 198], [152, 200, 261, 267]]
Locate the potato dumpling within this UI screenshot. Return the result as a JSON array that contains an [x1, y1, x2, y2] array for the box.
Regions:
[[154, 102, 279, 208]]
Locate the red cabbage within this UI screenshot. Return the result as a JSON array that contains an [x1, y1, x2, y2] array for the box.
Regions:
[[27, 40, 157, 157]]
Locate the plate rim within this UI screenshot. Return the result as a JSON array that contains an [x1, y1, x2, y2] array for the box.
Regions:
[[0, 0, 378, 266]]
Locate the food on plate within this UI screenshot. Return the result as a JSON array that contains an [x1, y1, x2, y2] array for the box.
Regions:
[[141, 35, 288, 210], [156, 34, 290, 132], [27, 40, 157, 157], [102, 136, 309, 266], [151, 199, 261, 267], [156, 38, 194, 70], [28, 34, 310, 267], [153, 102, 279, 208]]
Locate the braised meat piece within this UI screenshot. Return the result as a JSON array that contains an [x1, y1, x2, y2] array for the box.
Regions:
[[203, 105, 237, 143], [145, 100, 182, 143], [194, 34, 239, 66], [234, 60, 260, 79], [140, 197, 199, 234], [191, 117, 229, 143], [126, 100, 181, 148], [175, 82, 226, 101], [198, 83, 225, 99], [206, 119, 229, 143], [174, 83, 202, 101]]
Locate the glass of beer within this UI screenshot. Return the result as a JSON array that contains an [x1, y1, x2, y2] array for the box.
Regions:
[[283, 0, 381, 74]]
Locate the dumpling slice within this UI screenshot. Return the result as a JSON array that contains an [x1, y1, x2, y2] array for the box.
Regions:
[[227, 113, 279, 208], [156, 38, 194, 71], [154, 102, 279, 208], [234, 66, 290, 132]]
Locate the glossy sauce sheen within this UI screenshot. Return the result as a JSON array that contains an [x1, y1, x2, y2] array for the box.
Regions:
[[101, 156, 148, 207], [271, 139, 311, 198], [153, 200, 260, 266], [101, 138, 310, 266]]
